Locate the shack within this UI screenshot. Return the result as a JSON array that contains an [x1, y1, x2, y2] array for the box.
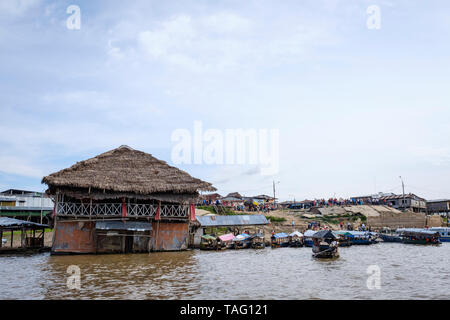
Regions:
[[192, 215, 269, 247], [42, 145, 216, 254], [0, 217, 49, 253]]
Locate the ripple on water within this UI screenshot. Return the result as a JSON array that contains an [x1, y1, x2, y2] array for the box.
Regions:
[[0, 243, 449, 299]]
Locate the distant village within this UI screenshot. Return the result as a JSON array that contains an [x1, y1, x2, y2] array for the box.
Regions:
[[198, 191, 449, 215], [1, 187, 449, 226]]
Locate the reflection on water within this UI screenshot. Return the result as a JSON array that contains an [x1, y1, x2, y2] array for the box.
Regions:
[[0, 243, 449, 300]]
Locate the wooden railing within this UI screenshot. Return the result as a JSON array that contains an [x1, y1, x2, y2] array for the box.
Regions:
[[56, 202, 189, 218]]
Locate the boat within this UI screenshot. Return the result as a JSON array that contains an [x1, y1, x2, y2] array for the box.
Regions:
[[311, 230, 339, 259], [332, 231, 353, 247], [250, 233, 266, 249], [397, 228, 441, 245], [271, 232, 290, 248], [378, 228, 402, 243], [217, 233, 235, 249], [288, 231, 304, 247], [200, 235, 220, 250], [429, 227, 450, 242], [346, 231, 375, 245], [303, 230, 317, 247], [232, 233, 252, 249]]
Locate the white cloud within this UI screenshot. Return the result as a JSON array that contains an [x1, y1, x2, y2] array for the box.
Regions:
[[0, 0, 41, 17], [0, 156, 44, 178], [126, 11, 336, 73]]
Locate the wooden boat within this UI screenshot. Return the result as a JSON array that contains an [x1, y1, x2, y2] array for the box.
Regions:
[[250, 233, 266, 249], [397, 228, 441, 245], [232, 233, 252, 249], [303, 230, 317, 247], [271, 232, 290, 248], [200, 235, 220, 250], [429, 227, 450, 242], [311, 230, 339, 259], [378, 229, 402, 243], [217, 233, 235, 249], [346, 231, 376, 245], [288, 231, 304, 247], [333, 231, 353, 247]]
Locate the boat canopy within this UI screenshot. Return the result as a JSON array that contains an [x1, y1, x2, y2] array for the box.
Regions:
[[234, 234, 251, 241], [201, 235, 217, 241], [347, 231, 371, 237], [289, 231, 303, 237], [312, 230, 336, 239], [333, 231, 353, 236], [273, 232, 288, 239], [304, 230, 317, 237], [218, 233, 235, 242], [250, 233, 264, 239], [397, 229, 439, 237]]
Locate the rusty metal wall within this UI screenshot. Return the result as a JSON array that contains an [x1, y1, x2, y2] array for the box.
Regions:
[[152, 221, 189, 251], [52, 220, 96, 253], [96, 234, 123, 253]]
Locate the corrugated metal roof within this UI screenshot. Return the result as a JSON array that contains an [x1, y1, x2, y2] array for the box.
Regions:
[[196, 215, 268, 227], [96, 221, 152, 231], [427, 199, 450, 203], [0, 217, 49, 228], [0, 206, 54, 211]]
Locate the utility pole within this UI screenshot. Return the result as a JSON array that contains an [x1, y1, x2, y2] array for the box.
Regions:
[[399, 176, 406, 211], [40, 190, 43, 224], [273, 181, 280, 209]]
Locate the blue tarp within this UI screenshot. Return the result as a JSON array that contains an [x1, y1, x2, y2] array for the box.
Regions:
[[196, 215, 269, 227], [304, 230, 317, 237], [233, 233, 251, 241], [273, 232, 288, 239]]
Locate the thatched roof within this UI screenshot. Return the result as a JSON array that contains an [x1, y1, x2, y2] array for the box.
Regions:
[[42, 146, 216, 197]]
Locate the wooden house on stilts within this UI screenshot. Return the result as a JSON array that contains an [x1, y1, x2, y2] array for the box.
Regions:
[[42, 145, 216, 254]]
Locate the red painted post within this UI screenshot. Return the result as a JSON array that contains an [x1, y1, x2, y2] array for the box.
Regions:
[[190, 203, 196, 221], [122, 198, 128, 217], [155, 201, 161, 220]]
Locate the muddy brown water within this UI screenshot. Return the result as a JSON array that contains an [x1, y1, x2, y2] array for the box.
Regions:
[[0, 243, 449, 299]]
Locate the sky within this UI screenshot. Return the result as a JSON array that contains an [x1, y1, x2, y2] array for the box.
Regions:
[[0, 0, 450, 201]]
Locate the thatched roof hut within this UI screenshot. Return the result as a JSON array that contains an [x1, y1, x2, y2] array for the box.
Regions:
[[42, 145, 216, 203]]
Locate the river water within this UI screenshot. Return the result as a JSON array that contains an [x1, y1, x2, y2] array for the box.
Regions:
[[0, 243, 449, 300]]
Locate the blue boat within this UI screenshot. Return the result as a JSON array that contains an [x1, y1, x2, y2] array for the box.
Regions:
[[271, 232, 290, 248], [429, 227, 450, 242], [396, 228, 440, 245], [303, 230, 317, 247], [346, 231, 376, 245]]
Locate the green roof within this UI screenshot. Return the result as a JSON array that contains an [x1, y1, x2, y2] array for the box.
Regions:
[[0, 211, 52, 217], [201, 235, 217, 241]]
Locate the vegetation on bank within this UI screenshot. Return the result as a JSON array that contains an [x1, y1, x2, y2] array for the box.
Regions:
[[299, 213, 366, 225], [1, 228, 53, 237], [265, 216, 287, 223]]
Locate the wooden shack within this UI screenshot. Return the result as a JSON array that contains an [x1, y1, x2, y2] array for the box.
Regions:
[[42, 145, 216, 254], [0, 217, 49, 253]]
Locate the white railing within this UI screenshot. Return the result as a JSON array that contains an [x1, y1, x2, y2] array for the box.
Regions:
[[56, 202, 188, 218], [57, 202, 122, 216], [161, 205, 189, 218], [127, 204, 157, 217]]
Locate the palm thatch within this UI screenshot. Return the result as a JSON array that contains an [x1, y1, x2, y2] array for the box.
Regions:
[[42, 145, 216, 198]]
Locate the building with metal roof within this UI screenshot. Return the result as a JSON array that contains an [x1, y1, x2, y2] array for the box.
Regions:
[[196, 215, 269, 227]]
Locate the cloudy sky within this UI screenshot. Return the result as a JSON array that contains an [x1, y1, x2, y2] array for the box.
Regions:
[[1, 0, 449, 201]]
